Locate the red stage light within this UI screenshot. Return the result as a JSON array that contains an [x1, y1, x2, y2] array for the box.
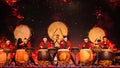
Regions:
[[4, 0, 18, 6]]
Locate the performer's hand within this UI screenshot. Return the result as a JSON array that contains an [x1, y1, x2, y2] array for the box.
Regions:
[[67, 47, 70, 50], [89, 47, 91, 49], [40, 46, 43, 48], [13, 53, 15, 55]]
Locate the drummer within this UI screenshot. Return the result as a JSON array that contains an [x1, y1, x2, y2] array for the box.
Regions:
[[31, 37, 52, 65], [100, 36, 113, 50], [81, 37, 92, 49], [60, 36, 71, 49], [17, 38, 31, 49], [16, 38, 35, 65], [60, 36, 76, 65], [23, 38, 31, 49], [5, 40, 15, 65], [53, 34, 61, 49], [78, 37, 92, 65], [39, 37, 52, 49]]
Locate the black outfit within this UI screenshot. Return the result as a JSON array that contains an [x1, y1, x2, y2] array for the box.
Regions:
[[103, 44, 108, 49], [17, 43, 23, 49], [83, 43, 89, 49], [43, 42, 47, 49], [91, 51, 100, 65], [64, 41, 68, 49]]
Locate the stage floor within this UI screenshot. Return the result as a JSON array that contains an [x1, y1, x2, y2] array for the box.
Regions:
[[1, 65, 120, 68]]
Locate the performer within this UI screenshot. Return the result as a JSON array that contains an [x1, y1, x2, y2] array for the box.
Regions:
[[5, 40, 15, 65], [53, 34, 61, 49], [100, 36, 116, 65], [81, 37, 92, 49], [100, 36, 112, 49], [31, 37, 52, 65], [78, 37, 93, 65], [17, 38, 31, 49], [16, 38, 24, 49], [60, 36, 76, 65], [60, 36, 71, 49], [39, 37, 52, 49]]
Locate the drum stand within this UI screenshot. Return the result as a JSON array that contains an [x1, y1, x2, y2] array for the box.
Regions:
[[26, 48, 32, 66], [96, 52, 99, 66], [5, 51, 9, 66], [92, 52, 99, 66], [71, 47, 80, 66]]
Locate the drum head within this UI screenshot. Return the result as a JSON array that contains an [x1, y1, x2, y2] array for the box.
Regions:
[[14, 24, 31, 41], [58, 49, 69, 52], [88, 27, 105, 43], [0, 49, 4, 52], [48, 21, 68, 41], [38, 49, 48, 51], [16, 49, 26, 51]]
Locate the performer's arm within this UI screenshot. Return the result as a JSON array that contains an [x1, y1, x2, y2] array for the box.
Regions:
[[9, 44, 15, 50], [68, 41, 71, 49], [39, 42, 43, 48], [100, 42, 103, 48], [48, 42, 52, 48], [88, 42, 92, 49], [81, 42, 84, 48], [60, 41, 64, 49]]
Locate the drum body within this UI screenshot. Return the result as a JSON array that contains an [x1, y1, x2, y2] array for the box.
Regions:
[[99, 49, 114, 66], [57, 49, 70, 62], [0, 49, 6, 65], [115, 50, 120, 64], [99, 49, 113, 60], [79, 49, 93, 65], [92, 45, 102, 53], [15, 49, 28, 64], [38, 49, 49, 61]]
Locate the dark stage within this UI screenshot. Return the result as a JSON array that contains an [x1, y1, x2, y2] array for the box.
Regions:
[[0, 0, 120, 67]]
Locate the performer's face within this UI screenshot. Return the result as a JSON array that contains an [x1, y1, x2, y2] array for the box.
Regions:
[[103, 38, 107, 42], [84, 38, 88, 43], [6, 40, 10, 45], [64, 37, 67, 41], [43, 38, 47, 42], [23, 39, 28, 44]]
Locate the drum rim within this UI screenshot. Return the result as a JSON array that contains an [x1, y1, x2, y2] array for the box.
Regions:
[[38, 49, 48, 51], [16, 49, 26, 51], [58, 49, 69, 51]]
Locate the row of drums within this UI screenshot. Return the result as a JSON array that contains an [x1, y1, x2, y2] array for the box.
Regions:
[[0, 49, 29, 66], [0, 47, 120, 66], [36, 48, 119, 66]]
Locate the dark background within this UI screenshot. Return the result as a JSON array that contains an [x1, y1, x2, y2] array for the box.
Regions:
[[0, 0, 120, 48]]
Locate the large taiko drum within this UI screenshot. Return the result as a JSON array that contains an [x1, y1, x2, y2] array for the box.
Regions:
[[14, 24, 31, 41], [99, 49, 114, 60], [0, 49, 6, 66], [99, 49, 114, 66], [57, 49, 70, 63], [15, 49, 28, 64], [38, 49, 49, 61], [79, 49, 93, 65]]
